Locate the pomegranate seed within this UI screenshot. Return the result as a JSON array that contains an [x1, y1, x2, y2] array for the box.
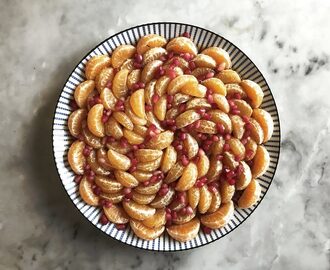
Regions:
[[231, 109, 240, 115], [132, 145, 139, 151], [234, 93, 242, 99], [129, 165, 137, 173], [227, 178, 236, 185], [184, 68, 192, 74], [205, 72, 214, 79], [104, 200, 112, 208], [241, 138, 248, 145], [203, 113, 211, 120], [245, 122, 253, 130], [182, 32, 191, 38], [101, 114, 109, 123], [138, 143, 145, 149], [246, 149, 254, 159], [125, 191, 133, 199], [172, 58, 180, 66], [105, 110, 112, 116], [208, 185, 217, 193], [180, 207, 187, 215], [216, 123, 225, 134], [223, 143, 230, 151], [196, 108, 206, 116], [235, 155, 242, 161], [159, 55, 167, 62], [168, 51, 174, 59], [175, 144, 183, 151], [171, 211, 178, 219], [170, 125, 177, 131], [158, 187, 169, 197], [92, 186, 102, 196], [134, 53, 143, 63], [132, 158, 138, 166], [186, 206, 194, 215], [166, 213, 172, 221], [143, 180, 150, 186], [216, 154, 223, 161], [212, 135, 219, 142], [204, 139, 213, 146], [226, 170, 235, 179], [150, 175, 158, 183], [74, 175, 83, 184], [217, 63, 226, 72], [99, 214, 109, 225], [243, 130, 251, 139], [167, 68, 177, 79], [169, 182, 177, 188], [94, 96, 102, 104], [84, 163, 91, 171], [83, 146, 91, 157], [167, 103, 173, 109], [120, 137, 129, 148], [202, 226, 212, 234], [115, 224, 126, 230], [188, 61, 196, 70], [133, 62, 143, 69], [106, 136, 115, 143], [145, 104, 152, 112], [132, 82, 140, 90], [105, 80, 112, 89], [206, 88, 213, 95], [69, 100, 79, 110], [194, 120, 201, 129], [181, 155, 189, 166], [152, 94, 160, 104], [179, 103, 186, 113], [195, 181, 204, 188], [183, 53, 192, 61], [237, 164, 244, 175], [179, 132, 187, 140], [242, 115, 250, 123], [138, 82, 145, 88], [225, 134, 231, 141], [167, 95, 174, 104], [166, 208, 172, 214], [123, 187, 132, 195], [198, 149, 205, 156]]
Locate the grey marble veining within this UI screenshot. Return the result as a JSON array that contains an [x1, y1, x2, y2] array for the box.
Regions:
[[0, 0, 330, 269]]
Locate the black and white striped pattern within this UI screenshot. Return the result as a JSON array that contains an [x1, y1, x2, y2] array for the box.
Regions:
[[52, 22, 281, 251]]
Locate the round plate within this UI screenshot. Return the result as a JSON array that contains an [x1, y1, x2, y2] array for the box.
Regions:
[[52, 22, 281, 251]]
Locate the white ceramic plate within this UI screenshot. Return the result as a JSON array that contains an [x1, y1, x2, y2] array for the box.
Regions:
[[52, 22, 281, 251]]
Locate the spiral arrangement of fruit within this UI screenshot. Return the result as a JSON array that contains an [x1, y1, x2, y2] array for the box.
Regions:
[[67, 32, 273, 242]]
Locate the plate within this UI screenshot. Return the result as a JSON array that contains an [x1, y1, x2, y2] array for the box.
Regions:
[[52, 22, 280, 251]]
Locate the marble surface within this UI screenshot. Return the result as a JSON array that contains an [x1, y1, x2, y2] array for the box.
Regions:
[[1, 0, 330, 269]]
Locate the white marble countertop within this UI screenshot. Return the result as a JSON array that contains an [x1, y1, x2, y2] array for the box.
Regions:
[[1, 0, 329, 269]]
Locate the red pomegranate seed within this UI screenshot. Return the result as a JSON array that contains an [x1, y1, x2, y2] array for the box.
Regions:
[[132, 145, 139, 151], [175, 144, 183, 151], [181, 155, 189, 166], [138, 82, 145, 88], [129, 165, 137, 173], [188, 61, 196, 70], [182, 32, 191, 38], [183, 53, 192, 61], [167, 68, 176, 79], [168, 51, 174, 59], [115, 224, 126, 230], [237, 163, 244, 175], [234, 93, 242, 99], [217, 63, 226, 72], [231, 109, 240, 115], [171, 211, 178, 219], [216, 154, 223, 161], [92, 186, 102, 196], [166, 208, 172, 214], [243, 130, 251, 139], [94, 96, 102, 104], [166, 213, 172, 221], [205, 139, 213, 146], [123, 187, 132, 195], [246, 149, 254, 159], [74, 175, 83, 184], [152, 94, 160, 104], [226, 170, 235, 179], [101, 114, 109, 123], [234, 155, 242, 161], [133, 62, 143, 69], [207, 94, 214, 104], [69, 100, 79, 110], [186, 206, 194, 215], [198, 149, 204, 157], [241, 138, 248, 145], [227, 178, 236, 185], [180, 207, 187, 215], [202, 226, 212, 234], [195, 180, 203, 188], [158, 187, 169, 197], [225, 134, 231, 140], [242, 115, 250, 123], [134, 53, 143, 63], [167, 95, 174, 104], [208, 185, 217, 193], [179, 103, 186, 113], [105, 80, 112, 89], [143, 180, 150, 186], [104, 200, 112, 208], [120, 137, 129, 148], [194, 120, 201, 129], [212, 135, 219, 142], [83, 146, 91, 157], [228, 100, 235, 108], [172, 58, 180, 66], [245, 122, 253, 130], [159, 55, 167, 62], [99, 213, 109, 225], [216, 123, 225, 134], [184, 68, 192, 74], [132, 82, 140, 90], [145, 104, 152, 112], [201, 134, 208, 141], [125, 191, 133, 199], [223, 143, 230, 151], [149, 175, 158, 184], [179, 132, 187, 140], [205, 72, 214, 79], [203, 113, 211, 120], [196, 108, 206, 116]]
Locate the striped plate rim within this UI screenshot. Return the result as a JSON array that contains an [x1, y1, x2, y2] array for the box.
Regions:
[[52, 22, 281, 251]]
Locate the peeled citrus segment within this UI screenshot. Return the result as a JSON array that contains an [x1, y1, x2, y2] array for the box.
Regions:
[[252, 145, 270, 178], [87, 104, 105, 137], [112, 69, 129, 99], [206, 156, 223, 182], [232, 99, 253, 117], [95, 175, 122, 193], [230, 115, 245, 140], [202, 78, 226, 95], [141, 60, 163, 83], [113, 111, 134, 131], [236, 161, 252, 190], [210, 136, 225, 156], [127, 69, 141, 90], [175, 110, 201, 129], [248, 118, 264, 144], [154, 95, 167, 121], [176, 162, 198, 191], [150, 188, 175, 208], [123, 129, 144, 145], [111, 45, 136, 68], [74, 80, 95, 108], [213, 94, 230, 113], [81, 123, 103, 149], [136, 157, 162, 172], [107, 149, 131, 171], [104, 117, 123, 139], [104, 204, 129, 224], [137, 34, 167, 55], [223, 151, 239, 170], [182, 134, 198, 159], [167, 75, 198, 95], [123, 200, 156, 220], [191, 67, 214, 78], [173, 93, 191, 106], [166, 218, 200, 242], [87, 150, 110, 176], [68, 109, 87, 137], [186, 98, 212, 110], [131, 170, 153, 182], [166, 107, 180, 120], [238, 179, 261, 208], [132, 192, 156, 205], [208, 189, 222, 213], [161, 145, 177, 173], [130, 219, 165, 240], [240, 80, 264, 108], [216, 69, 241, 84], [135, 149, 163, 163], [181, 83, 207, 98], [228, 138, 245, 160], [201, 47, 231, 68], [220, 180, 235, 203], [196, 150, 210, 178], [128, 88, 145, 118], [146, 130, 174, 150], [144, 80, 156, 105], [173, 209, 196, 225], [164, 56, 189, 70], [100, 191, 124, 203], [133, 125, 148, 137], [245, 137, 257, 161], [166, 37, 198, 56], [135, 180, 162, 195], [209, 110, 232, 133], [168, 192, 187, 212], [114, 170, 139, 187], [142, 209, 166, 228], [120, 59, 135, 72], [79, 176, 99, 206], [143, 47, 167, 65], [198, 185, 212, 214], [193, 54, 217, 68], [226, 84, 247, 99], [68, 140, 86, 174], [200, 201, 234, 229], [164, 162, 184, 184], [96, 148, 113, 170], [107, 141, 132, 155], [95, 67, 115, 92], [195, 120, 217, 134], [85, 55, 111, 80], [252, 109, 274, 142], [188, 187, 200, 209], [155, 76, 171, 96], [100, 87, 117, 110], [125, 98, 147, 126]]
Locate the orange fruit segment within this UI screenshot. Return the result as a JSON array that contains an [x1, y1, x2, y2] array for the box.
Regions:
[[125, 98, 147, 126], [136, 157, 162, 172], [230, 115, 245, 140], [213, 94, 230, 113], [240, 80, 264, 108], [252, 145, 270, 178], [219, 180, 235, 203], [166, 218, 200, 242], [79, 176, 99, 206], [181, 83, 207, 98], [123, 129, 144, 145], [137, 34, 167, 55], [68, 140, 86, 175], [155, 76, 171, 97], [202, 78, 226, 95], [209, 110, 232, 133], [100, 191, 124, 204], [132, 192, 156, 205], [130, 89, 146, 119], [87, 104, 105, 137], [74, 80, 95, 108], [236, 161, 252, 190], [150, 187, 175, 208], [233, 99, 253, 117], [200, 201, 234, 229], [146, 130, 174, 150], [144, 80, 156, 105], [107, 149, 131, 171], [198, 185, 212, 214], [216, 69, 241, 84], [167, 75, 198, 95], [188, 187, 200, 209], [195, 120, 217, 134], [113, 111, 134, 131], [161, 146, 177, 173], [104, 117, 123, 139], [154, 95, 167, 121], [95, 67, 114, 92], [131, 170, 153, 183], [135, 149, 163, 163], [123, 200, 156, 220], [228, 138, 245, 160], [114, 170, 139, 187], [252, 109, 274, 142], [141, 60, 163, 83], [142, 209, 166, 228], [166, 37, 198, 56], [96, 148, 113, 171], [112, 69, 129, 99], [201, 47, 231, 68], [135, 180, 162, 195], [186, 98, 211, 110], [111, 45, 136, 68], [68, 109, 87, 138], [238, 179, 261, 208], [184, 134, 199, 159], [172, 209, 196, 225], [176, 162, 198, 191], [226, 84, 247, 99], [130, 219, 165, 240], [81, 123, 102, 149], [248, 118, 264, 144], [207, 189, 221, 213], [103, 204, 129, 224], [85, 55, 111, 80], [193, 54, 217, 68], [95, 175, 122, 193], [164, 162, 184, 184], [143, 47, 167, 65], [127, 69, 141, 90], [175, 110, 201, 129], [87, 150, 111, 176], [206, 156, 223, 182], [100, 87, 117, 110], [196, 150, 210, 178]]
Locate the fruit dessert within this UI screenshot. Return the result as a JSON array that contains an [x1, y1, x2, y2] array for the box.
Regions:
[[67, 32, 273, 242]]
